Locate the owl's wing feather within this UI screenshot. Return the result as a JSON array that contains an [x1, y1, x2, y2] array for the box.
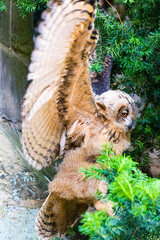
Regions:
[[22, 0, 98, 169], [35, 192, 88, 239]]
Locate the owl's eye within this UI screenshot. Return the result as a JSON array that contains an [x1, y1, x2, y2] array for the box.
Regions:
[[121, 111, 128, 118]]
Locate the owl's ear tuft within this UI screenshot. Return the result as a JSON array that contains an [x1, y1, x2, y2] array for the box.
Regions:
[[96, 101, 106, 111], [96, 101, 110, 122]]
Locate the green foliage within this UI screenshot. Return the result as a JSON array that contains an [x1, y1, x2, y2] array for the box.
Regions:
[[79, 145, 160, 240], [90, 60, 104, 73], [94, 0, 160, 171], [0, 0, 48, 16], [0, 0, 6, 11]]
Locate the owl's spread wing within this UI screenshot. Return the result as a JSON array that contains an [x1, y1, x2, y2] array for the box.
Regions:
[[22, 0, 98, 169]]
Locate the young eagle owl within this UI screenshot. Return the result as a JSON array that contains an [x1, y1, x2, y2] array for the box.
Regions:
[[21, 0, 135, 239]]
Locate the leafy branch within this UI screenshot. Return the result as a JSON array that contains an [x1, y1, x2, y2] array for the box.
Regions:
[[0, 0, 49, 17], [79, 145, 160, 240]]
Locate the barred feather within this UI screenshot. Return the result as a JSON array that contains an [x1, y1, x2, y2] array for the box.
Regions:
[[22, 0, 98, 169], [35, 192, 88, 239]]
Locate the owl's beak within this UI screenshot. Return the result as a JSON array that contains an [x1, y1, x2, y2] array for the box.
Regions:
[[125, 115, 135, 131], [127, 120, 135, 130]]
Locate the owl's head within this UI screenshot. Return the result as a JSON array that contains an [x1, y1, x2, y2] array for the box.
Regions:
[[96, 90, 136, 132]]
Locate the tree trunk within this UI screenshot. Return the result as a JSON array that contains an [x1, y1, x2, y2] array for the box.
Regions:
[[91, 55, 113, 95]]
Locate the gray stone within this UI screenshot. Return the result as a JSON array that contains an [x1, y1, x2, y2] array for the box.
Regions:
[[0, 206, 39, 240], [149, 151, 160, 177], [0, 120, 49, 205], [0, 119, 57, 239], [0, 0, 33, 123], [0, 48, 28, 122], [11, 2, 33, 58], [0, 0, 11, 48]]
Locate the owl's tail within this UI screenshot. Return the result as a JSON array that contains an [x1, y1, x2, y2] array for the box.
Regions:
[[35, 192, 88, 239]]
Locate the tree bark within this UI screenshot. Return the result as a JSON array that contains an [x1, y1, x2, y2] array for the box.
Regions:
[[91, 55, 113, 95]]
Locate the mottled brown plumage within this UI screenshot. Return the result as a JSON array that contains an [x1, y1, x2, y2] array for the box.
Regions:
[[21, 0, 135, 239]]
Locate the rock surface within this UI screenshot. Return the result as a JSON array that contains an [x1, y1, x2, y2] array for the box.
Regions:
[[149, 151, 160, 178], [0, 119, 56, 240], [0, 0, 33, 123]]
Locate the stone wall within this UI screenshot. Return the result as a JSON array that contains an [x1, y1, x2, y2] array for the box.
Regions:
[[0, 0, 33, 123], [0, 119, 49, 239]]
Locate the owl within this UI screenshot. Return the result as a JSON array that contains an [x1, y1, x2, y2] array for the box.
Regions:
[[21, 0, 135, 239]]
